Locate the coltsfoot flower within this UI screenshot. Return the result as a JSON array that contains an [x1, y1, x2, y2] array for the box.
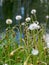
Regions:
[[6, 19, 12, 24], [46, 15, 49, 19], [15, 15, 22, 20], [47, 43, 49, 48], [31, 9, 36, 14], [31, 49, 39, 55], [25, 17, 31, 22], [28, 23, 40, 30]]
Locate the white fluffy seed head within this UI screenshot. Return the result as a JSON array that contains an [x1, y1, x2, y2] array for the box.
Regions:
[[25, 17, 31, 22], [6, 19, 12, 24], [28, 23, 40, 30], [31, 9, 36, 14], [15, 15, 22, 20]]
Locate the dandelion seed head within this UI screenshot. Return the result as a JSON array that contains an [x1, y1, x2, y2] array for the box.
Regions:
[[6, 19, 12, 24], [15, 15, 22, 20], [25, 17, 31, 22], [28, 23, 40, 30], [31, 9, 36, 14]]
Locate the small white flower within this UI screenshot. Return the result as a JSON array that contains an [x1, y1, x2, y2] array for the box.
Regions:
[[25, 17, 31, 22], [3, 64, 8, 65], [21, 22, 25, 25], [28, 23, 40, 30], [15, 15, 22, 20], [6, 19, 12, 24], [31, 9, 36, 14], [32, 49, 39, 55], [47, 43, 49, 48], [46, 15, 49, 19]]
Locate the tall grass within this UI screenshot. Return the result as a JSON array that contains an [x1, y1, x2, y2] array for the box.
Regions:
[[0, 9, 49, 65]]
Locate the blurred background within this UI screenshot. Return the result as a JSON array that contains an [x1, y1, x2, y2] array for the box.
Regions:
[[0, 0, 49, 32]]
